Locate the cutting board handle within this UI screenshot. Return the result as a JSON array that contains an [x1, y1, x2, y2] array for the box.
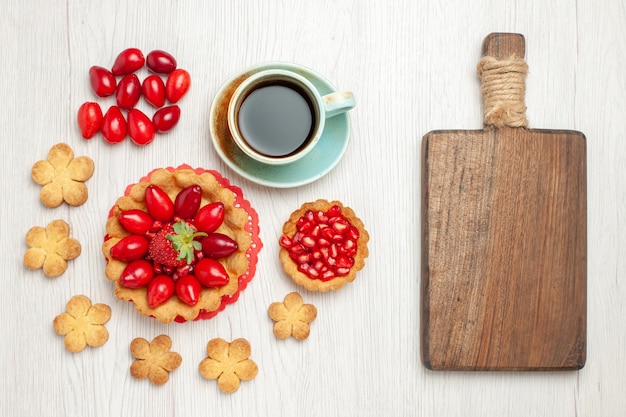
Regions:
[[482, 33, 525, 59], [478, 33, 529, 128]]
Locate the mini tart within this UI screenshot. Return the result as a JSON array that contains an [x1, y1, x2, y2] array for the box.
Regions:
[[279, 200, 369, 292], [102, 165, 261, 323]]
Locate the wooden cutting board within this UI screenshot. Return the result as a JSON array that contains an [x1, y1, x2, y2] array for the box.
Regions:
[[420, 33, 586, 371]]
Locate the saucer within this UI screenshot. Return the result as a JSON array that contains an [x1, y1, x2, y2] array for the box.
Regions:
[[209, 62, 351, 188]]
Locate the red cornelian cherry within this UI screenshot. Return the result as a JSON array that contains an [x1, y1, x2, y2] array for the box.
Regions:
[[110, 235, 150, 262], [142, 75, 166, 108], [89, 66, 117, 97], [194, 202, 225, 233], [145, 185, 174, 221], [147, 275, 175, 307], [111, 47, 145, 76], [127, 109, 155, 146], [174, 185, 202, 219], [119, 209, 154, 235], [165, 68, 191, 103], [116, 74, 141, 110], [77, 102, 103, 139], [119, 260, 154, 288], [175, 274, 202, 306], [101, 106, 127, 144], [152, 105, 180, 133], [146, 50, 177, 74]]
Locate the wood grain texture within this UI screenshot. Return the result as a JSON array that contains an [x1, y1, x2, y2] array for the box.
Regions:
[[1, 1, 625, 416], [421, 33, 587, 371], [421, 127, 586, 370]]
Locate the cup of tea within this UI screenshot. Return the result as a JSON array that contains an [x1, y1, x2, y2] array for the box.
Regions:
[[227, 68, 355, 165]]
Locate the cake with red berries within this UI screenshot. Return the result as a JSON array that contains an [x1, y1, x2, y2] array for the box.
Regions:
[[102, 165, 261, 323], [279, 200, 369, 292]]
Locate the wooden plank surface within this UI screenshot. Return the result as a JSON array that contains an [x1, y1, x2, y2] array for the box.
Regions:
[[421, 126, 586, 370]]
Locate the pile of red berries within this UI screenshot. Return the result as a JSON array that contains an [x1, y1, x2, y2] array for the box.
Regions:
[[77, 48, 190, 146]]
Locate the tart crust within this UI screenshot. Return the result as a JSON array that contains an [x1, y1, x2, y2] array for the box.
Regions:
[[279, 199, 369, 292], [103, 166, 261, 323]]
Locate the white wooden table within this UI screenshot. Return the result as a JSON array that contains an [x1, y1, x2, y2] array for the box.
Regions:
[[2, 0, 624, 415]]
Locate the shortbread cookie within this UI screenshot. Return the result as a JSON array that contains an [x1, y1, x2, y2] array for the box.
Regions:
[[53, 295, 111, 352], [199, 338, 258, 393], [24, 219, 81, 277], [268, 292, 317, 340], [31, 143, 94, 207], [102, 165, 262, 323], [130, 335, 182, 386], [279, 200, 369, 291]]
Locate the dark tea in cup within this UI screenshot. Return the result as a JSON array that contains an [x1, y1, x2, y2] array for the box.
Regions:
[[228, 68, 355, 165], [236, 81, 316, 157]]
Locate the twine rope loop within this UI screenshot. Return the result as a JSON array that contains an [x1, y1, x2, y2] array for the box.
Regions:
[[477, 55, 529, 128]]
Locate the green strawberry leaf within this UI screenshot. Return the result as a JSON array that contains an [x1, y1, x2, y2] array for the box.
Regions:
[[166, 220, 208, 264]]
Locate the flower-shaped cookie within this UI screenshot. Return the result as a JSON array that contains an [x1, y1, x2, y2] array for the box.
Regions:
[[53, 295, 112, 352], [24, 219, 81, 277], [199, 338, 258, 393], [130, 335, 182, 386], [268, 292, 317, 340], [32, 143, 94, 207]]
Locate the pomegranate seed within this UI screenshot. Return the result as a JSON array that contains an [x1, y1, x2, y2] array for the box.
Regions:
[[332, 221, 350, 234], [298, 254, 312, 264], [310, 225, 321, 237], [307, 267, 320, 278], [332, 234, 345, 243], [177, 265, 191, 277], [318, 238, 331, 247], [322, 270, 336, 280], [348, 226, 360, 240], [336, 255, 354, 268], [315, 211, 329, 223], [290, 244, 306, 254], [280, 235, 293, 248], [321, 228, 335, 240], [150, 221, 163, 232], [313, 261, 324, 271], [327, 257, 336, 266], [301, 236, 316, 248], [305, 211, 314, 222], [312, 250, 323, 260], [299, 221, 313, 235], [327, 205, 342, 217], [330, 244, 339, 258], [336, 268, 350, 276], [298, 263, 310, 274]]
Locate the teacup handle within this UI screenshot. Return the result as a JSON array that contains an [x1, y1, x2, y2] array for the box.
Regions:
[[322, 91, 356, 118]]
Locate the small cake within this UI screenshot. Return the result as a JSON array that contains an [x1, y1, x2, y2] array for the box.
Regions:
[[102, 165, 261, 323], [279, 200, 369, 292]]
